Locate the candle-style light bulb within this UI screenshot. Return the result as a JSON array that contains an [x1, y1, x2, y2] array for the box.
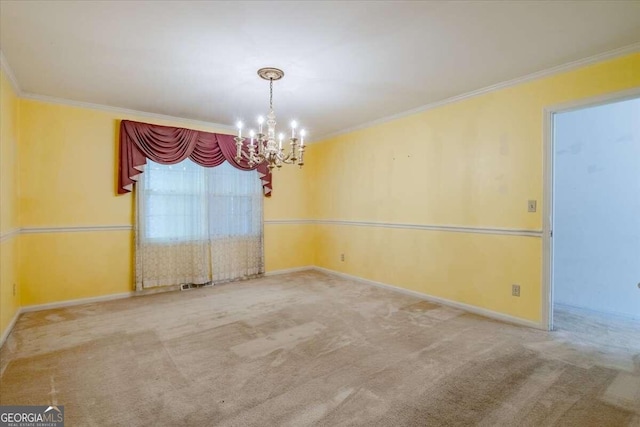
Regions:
[[257, 116, 264, 134], [300, 129, 306, 146], [236, 121, 243, 139], [278, 133, 284, 150], [291, 120, 297, 138], [249, 130, 255, 146]]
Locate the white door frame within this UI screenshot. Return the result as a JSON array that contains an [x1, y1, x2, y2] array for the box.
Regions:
[[541, 86, 640, 331]]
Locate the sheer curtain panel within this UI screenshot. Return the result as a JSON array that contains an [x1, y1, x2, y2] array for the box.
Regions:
[[136, 159, 263, 291]]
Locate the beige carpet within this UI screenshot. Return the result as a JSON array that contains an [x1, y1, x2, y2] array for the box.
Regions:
[[1, 271, 639, 426]]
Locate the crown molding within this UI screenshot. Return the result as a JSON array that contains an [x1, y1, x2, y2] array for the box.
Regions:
[[4, 42, 639, 142], [312, 42, 640, 143], [3, 48, 233, 132], [19, 92, 236, 132], [1, 48, 231, 132], [0, 50, 22, 95]]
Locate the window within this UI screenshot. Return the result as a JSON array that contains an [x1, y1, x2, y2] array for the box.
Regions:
[[140, 159, 262, 243]]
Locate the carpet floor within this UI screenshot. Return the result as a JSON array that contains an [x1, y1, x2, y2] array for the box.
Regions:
[[1, 270, 639, 426]]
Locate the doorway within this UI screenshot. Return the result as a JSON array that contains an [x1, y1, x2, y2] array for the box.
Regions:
[[544, 91, 640, 331]]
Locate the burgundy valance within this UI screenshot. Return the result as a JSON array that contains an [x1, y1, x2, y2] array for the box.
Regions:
[[118, 120, 272, 196]]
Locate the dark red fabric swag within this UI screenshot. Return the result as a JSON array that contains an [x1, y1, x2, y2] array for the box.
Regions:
[[118, 120, 272, 196]]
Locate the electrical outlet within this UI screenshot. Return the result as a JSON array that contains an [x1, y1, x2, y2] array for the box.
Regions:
[[340, 253, 345, 262], [527, 200, 537, 213], [512, 284, 521, 297]]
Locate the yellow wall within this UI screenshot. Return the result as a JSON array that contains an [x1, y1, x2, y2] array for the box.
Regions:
[[263, 147, 317, 271], [312, 53, 640, 323], [17, 100, 313, 306], [0, 68, 21, 338]]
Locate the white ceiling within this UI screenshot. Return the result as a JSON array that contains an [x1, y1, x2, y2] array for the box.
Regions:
[[1, 1, 639, 139]]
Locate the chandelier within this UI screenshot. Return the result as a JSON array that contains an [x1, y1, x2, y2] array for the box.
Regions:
[[235, 67, 305, 171]]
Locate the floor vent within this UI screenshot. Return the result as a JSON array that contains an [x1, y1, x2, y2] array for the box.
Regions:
[[180, 282, 214, 291]]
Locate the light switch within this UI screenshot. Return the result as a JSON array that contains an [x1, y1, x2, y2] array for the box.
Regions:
[[528, 200, 537, 213]]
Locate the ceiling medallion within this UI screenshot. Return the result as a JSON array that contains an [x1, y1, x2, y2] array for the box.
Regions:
[[257, 67, 284, 81]]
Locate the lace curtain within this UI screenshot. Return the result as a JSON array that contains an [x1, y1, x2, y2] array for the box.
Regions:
[[135, 159, 263, 291]]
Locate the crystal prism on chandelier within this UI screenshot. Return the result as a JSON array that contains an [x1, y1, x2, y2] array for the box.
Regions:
[[235, 67, 306, 170]]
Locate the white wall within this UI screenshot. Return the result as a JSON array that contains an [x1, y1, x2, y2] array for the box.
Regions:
[[554, 97, 640, 318]]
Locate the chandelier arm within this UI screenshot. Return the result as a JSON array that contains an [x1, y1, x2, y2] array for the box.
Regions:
[[281, 150, 299, 164], [282, 150, 294, 163], [288, 138, 298, 162]]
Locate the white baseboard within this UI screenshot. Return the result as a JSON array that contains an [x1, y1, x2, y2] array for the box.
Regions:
[[313, 266, 545, 330], [0, 308, 22, 348], [555, 302, 640, 322], [264, 266, 315, 276], [20, 292, 134, 313]]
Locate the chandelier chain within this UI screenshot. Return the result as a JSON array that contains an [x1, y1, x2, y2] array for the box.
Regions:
[[269, 78, 273, 110]]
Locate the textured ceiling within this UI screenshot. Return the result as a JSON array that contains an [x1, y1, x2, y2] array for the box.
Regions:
[[1, 1, 639, 139]]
